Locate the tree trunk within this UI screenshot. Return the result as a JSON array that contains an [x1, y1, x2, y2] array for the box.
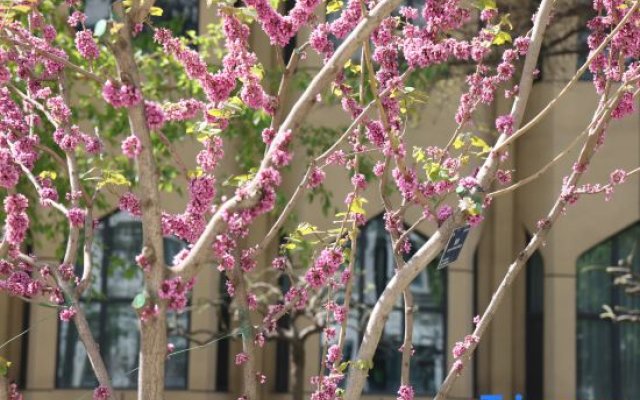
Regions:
[[139, 306, 167, 399], [110, 4, 168, 399], [0, 375, 8, 400], [291, 341, 305, 400]]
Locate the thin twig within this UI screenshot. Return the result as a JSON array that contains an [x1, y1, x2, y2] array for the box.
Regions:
[[494, 0, 640, 152]]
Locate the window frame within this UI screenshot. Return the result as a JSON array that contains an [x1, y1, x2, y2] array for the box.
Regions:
[[576, 221, 640, 400], [351, 214, 448, 396], [55, 210, 191, 391]]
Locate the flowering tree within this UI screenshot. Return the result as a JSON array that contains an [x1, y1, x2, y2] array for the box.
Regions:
[[1, 0, 639, 399]]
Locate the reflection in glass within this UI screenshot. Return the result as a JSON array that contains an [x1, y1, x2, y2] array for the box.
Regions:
[[340, 214, 446, 395], [56, 212, 189, 389], [577, 222, 640, 400]]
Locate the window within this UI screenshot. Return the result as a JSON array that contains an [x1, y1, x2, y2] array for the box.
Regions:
[[342, 214, 447, 395], [525, 245, 544, 400], [215, 275, 231, 392], [56, 211, 189, 389], [82, 0, 199, 34], [577, 222, 640, 400]]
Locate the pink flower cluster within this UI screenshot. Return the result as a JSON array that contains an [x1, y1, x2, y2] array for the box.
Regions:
[[145, 101, 165, 130], [244, 0, 321, 47], [0, 260, 42, 299], [326, 344, 342, 364], [102, 80, 142, 108], [305, 248, 344, 289], [92, 386, 111, 400], [5, 194, 29, 247], [163, 99, 204, 122], [309, 374, 343, 400], [119, 192, 142, 217], [158, 276, 195, 311], [121, 135, 142, 158], [75, 29, 99, 60], [397, 385, 414, 400], [59, 306, 77, 322], [235, 352, 249, 365]]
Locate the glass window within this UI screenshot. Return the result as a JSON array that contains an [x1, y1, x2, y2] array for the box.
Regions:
[[82, 0, 199, 34], [526, 246, 544, 400], [343, 214, 447, 395], [56, 211, 189, 389], [577, 222, 640, 400], [215, 275, 232, 392]]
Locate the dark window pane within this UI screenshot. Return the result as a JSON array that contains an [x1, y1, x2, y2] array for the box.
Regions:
[[526, 248, 544, 400], [56, 211, 189, 389], [577, 319, 613, 400], [166, 311, 190, 388], [105, 303, 140, 388], [577, 222, 640, 400], [353, 214, 446, 395], [577, 240, 612, 314], [56, 303, 101, 388]]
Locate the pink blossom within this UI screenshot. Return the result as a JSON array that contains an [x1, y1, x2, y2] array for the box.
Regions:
[[121, 135, 142, 158], [495, 114, 514, 136], [397, 385, 414, 400], [373, 161, 385, 177], [145, 101, 165, 130], [67, 207, 86, 227], [436, 205, 453, 223], [610, 169, 627, 185], [453, 359, 464, 375], [247, 293, 258, 310], [102, 80, 142, 108], [326, 344, 342, 364], [59, 307, 76, 322], [75, 30, 99, 60], [235, 352, 249, 365], [92, 386, 111, 400], [68, 11, 86, 26], [307, 167, 326, 189], [158, 276, 195, 311], [119, 192, 141, 216], [4, 194, 29, 246]]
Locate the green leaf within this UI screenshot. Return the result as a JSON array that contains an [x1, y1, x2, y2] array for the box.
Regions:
[[492, 31, 512, 46], [470, 135, 491, 153], [337, 361, 350, 373], [499, 13, 513, 30], [93, 19, 108, 37], [150, 6, 164, 16], [327, 0, 344, 14], [350, 196, 367, 215], [38, 170, 57, 180], [296, 222, 318, 236], [0, 356, 11, 377], [97, 170, 131, 190], [12, 4, 32, 13], [412, 146, 425, 162], [132, 293, 147, 310], [453, 135, 465, 150], [475, 0, 497, 10]]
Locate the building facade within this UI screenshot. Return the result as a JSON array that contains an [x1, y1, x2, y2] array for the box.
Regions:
[[0, 0, 639, 399]]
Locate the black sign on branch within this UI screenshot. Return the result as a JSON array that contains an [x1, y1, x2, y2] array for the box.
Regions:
[[438, 225, 471, 269]]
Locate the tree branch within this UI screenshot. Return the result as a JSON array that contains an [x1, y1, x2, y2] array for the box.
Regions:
[[344, 0, 556, 397]]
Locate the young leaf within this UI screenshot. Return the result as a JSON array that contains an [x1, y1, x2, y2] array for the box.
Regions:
[[93, 19, 108, 37], [132, 293, 147, 310], [149, 6, 164, 16], [327, 0, 344, 14]]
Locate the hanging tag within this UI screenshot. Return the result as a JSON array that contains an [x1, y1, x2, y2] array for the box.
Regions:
[[438, 225, 470, 269]]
